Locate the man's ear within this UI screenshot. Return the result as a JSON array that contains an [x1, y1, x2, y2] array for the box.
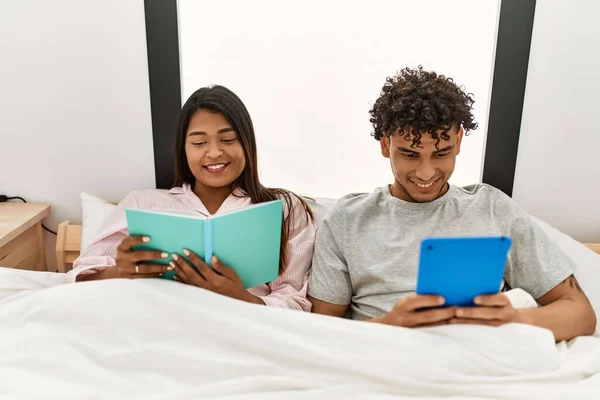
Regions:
[[455, 127, 464, 155], [380, 136, 391, 158]]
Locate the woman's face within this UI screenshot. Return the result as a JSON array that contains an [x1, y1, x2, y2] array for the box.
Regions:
[[185, 109, 246, 191]]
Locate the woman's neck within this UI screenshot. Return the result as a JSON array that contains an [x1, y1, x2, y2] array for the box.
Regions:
[[193, 183, 234, 215]]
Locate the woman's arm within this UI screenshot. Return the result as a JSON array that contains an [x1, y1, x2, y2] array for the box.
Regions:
[[170, 196, 317, 309], [69, 227, 127, 282], [257, 196, 317, 311], [68, 194, 135, 282]]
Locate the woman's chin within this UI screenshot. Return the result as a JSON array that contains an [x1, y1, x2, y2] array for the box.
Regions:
[[195, 175, 237, 190]]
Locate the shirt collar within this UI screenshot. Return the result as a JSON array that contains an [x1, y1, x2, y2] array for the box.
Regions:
[[169, 183, 250, 216], [169, 183, 246, 196]]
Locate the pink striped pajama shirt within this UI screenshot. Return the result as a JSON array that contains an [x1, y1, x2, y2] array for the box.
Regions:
[[69, 184, 317, 311]]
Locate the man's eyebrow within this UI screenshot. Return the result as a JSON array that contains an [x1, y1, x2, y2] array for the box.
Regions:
[[187, 127, 234, 137], [397, 145, 454, 154], [397, 147, 419, 154], [433, 145, 454, 153]]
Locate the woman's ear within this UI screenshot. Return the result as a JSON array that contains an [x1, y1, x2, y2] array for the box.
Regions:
[[380, 136, 391, 158]]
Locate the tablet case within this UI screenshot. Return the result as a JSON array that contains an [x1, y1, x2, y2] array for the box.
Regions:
[[416, 236, 512, 307]]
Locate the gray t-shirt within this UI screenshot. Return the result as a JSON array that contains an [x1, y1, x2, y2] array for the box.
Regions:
[[307, 184, 575, 321]]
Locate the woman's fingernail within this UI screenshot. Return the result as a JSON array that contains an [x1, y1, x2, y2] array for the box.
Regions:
[[167, 263, 174, 271], [142, 237, 150, 243], [161, 252, 168, 259], [212, 255, 218, 264], [183, 249, 190, 256], [172, 254, 179, 261]]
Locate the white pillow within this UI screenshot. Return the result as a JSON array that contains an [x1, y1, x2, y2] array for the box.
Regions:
[[80, 192, 117, 251], [303, 196, 338, 229]]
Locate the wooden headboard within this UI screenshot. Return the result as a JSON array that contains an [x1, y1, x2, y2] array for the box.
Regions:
[[55, 221, 600, 273], [587, 243, 600, 255], [55, 222, 83, 273]]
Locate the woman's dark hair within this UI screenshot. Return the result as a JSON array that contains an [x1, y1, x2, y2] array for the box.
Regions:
[[369, 66, 478, 148], [173, 85, 312, 273]]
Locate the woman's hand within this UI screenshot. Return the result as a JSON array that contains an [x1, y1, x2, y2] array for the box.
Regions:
[[170, 249, 264, 305], [99, 235, 172, 279]]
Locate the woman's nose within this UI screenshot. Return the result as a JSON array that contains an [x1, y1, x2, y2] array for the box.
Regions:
[[206, 143, 223, 158]]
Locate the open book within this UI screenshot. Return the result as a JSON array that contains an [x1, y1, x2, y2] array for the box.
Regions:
[[125, 200, 283, 288]]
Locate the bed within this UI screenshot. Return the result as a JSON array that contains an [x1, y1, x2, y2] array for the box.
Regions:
[[1, 195, 599, 399]]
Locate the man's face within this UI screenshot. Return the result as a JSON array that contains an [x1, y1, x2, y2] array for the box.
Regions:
[[380, 126, 463, 203]]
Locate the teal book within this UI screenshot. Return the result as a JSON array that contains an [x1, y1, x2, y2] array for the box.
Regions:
[[125, 200, 283, 288]]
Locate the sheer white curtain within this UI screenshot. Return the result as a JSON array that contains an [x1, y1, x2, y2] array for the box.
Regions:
[[178, 0, 500, 198]]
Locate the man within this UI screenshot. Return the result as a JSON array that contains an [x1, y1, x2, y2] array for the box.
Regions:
[[307, 66, 596, 341]]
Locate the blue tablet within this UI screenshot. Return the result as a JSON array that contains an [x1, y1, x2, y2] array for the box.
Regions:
[[415, 236, 512, 307]]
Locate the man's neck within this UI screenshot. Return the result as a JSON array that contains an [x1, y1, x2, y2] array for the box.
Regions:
[[389, 181, 450, 203]]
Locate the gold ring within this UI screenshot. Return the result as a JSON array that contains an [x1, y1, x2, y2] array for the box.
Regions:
[[135, 265, 139, 274]]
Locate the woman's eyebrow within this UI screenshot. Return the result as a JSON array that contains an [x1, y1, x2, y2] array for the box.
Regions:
[[187, 127, 234, 137]]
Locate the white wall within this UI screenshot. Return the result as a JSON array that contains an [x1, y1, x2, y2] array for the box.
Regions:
[[178, 0, 500, 198], [513, 0, 600, 243], [0, 0, 155, 270]]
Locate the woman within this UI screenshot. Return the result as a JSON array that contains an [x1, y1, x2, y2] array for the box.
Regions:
[[70, 85, 316, 311]]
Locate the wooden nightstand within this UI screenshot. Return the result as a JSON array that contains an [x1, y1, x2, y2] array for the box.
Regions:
[[0, 203, 51, 271]]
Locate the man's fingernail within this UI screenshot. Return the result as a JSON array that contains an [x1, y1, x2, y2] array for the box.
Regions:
[[439, 297, 445, 305], [142, 237, 150, 243], [172, 254, 179, 261], [183, 249, 190, 256], [456, 309, 463, 317], [161, 252, 168, 259], [474, 297, 481, 304]]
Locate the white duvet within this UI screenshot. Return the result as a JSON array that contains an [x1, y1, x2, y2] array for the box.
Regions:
[[0, 268, 599, 400]]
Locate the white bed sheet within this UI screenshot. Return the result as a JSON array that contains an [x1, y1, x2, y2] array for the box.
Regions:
[[0, 268, 599, 399]]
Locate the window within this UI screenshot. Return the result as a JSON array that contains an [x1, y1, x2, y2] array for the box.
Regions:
[[178, 0, 500, 197]]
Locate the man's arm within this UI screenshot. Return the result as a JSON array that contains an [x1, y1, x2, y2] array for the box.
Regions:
[[455, 274, 596, 341], [306, 204, 354, 315], [309, 296, 349, 317], [519, 274, 596, 340], [449, 275, 596, 341], [455, 193, 596, 340]]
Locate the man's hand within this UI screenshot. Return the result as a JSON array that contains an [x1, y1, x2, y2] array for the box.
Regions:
[[371, 295, 456, 327], [171, 249, 264, 305], [450, 293, 522, 326]]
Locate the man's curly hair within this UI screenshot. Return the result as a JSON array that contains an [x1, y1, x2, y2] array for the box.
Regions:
[[369, 66, 478, 148]]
